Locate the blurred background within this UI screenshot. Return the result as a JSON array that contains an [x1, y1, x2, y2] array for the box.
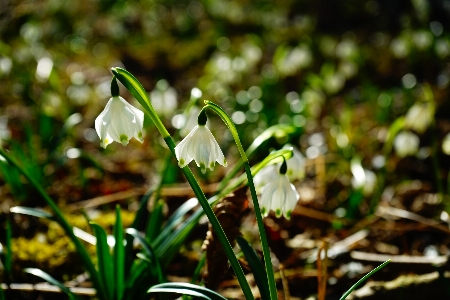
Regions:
[[1, 0, 450, 299]]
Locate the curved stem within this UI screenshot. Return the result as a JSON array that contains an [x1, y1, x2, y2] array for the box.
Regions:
[[202, 101, 247, 162], [203, 101, 279, 300], [218, 124, 296, 191], [112, 69, 254, 300]]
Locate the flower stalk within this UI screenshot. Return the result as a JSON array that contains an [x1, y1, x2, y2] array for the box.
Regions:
[[202, 100, 279, 300], [112, 68, 254, 300]]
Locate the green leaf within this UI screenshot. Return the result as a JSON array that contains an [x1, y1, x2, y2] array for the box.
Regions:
[[340, 260, 391, 300], [145, 198, 164, 242], [91, 223, 114, 300], [148, 283, 227, 300], [25, 268, 81, 300], [153, 197, 198, 248], [114, 206, 125, 300], [236, 236, 270, 300], [10, 206, 53, 219], [126, 228, 165, 284], [124, 187, 154, 275], [0, 149, 103, 299]]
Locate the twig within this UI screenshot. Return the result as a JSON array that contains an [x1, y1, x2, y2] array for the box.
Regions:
[[376, 205, 450, 234], [279, 264, 290, 300], [351, 251, 447, 264]]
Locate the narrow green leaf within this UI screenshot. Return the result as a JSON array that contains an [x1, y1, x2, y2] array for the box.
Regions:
[[114, 206, 125, 300], [0, 149, 103, 300], [25, 268, 80, 300], [145, 198, 164, 242], [236, 236, 270, 300], [148, 283, 228, 300], [126, 228, 165, 284], [124, 187, 154, 275], [153, 197, 198, 247], [149, 288, 211, 300], [340, 260, 391, 300], [91, 223, 114, 300], [10, 206, 53, 219]]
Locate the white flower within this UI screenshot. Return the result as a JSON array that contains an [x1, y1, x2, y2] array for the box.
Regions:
[[283, 145, 306, 181], [394, 131, 420, 158], [175, 125, 227, 173], [150, 80, 177, 117], [253, 164, 278, 193], [95, 96, 144, 148], [260, 172, 300, 220], [405, 102, 434, 134], [443, 133, 450, 155]]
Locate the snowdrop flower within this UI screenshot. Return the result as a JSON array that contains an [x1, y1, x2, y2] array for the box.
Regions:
[[443, 133, 450, 155], [283, 145, 306, 181], [95, 78, 144, 148], [394, 130, 420, 158], [260, 159, 300, 219], [253, 164, 278, 193], [404, 102, 434, 134], [150, 79, 177, 118], [175, 110, 227, 173]]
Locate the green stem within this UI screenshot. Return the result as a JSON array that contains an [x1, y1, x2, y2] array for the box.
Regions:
[[112, 68, 254, 299], [203, 101, 278, 300], [245, 163, 279, 300], [164, 137, 254, 300], [218, 124, 296, 191], [0, 149, 105, 300]]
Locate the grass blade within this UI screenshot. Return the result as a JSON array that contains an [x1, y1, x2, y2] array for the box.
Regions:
[[0, 149, 104, 299], [145, 198, 164, 242], [152, 197, 198, 248], [236, 236, 270, 300], [124, 187, 154, 275], [148, 283, 228, 300], [340, 259, 391, 300], [10, 206, 53, 219], [114, 206, 124, 300], [25, 268, 80, 300], [91, 223, 114, 300], [126, 228, 165, 284]]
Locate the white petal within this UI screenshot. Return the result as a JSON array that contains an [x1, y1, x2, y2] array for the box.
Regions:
[[174, 125, 227, 172], [94, 96, 144, 148], [259, 173, 300, 219]]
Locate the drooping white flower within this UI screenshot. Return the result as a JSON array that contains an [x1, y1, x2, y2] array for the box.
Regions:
[[95, 96, 144, 148], [260, 173, 300, 220], [253, 164, 278, 193], [283, 145, 306, 181], [443, 133, 450, 155], [150, 79, 177, 117], [259, 160, 300, 219], [394, 130, 420, 158], [175, 124, 227, 173], [404, 102, 434, 134]]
